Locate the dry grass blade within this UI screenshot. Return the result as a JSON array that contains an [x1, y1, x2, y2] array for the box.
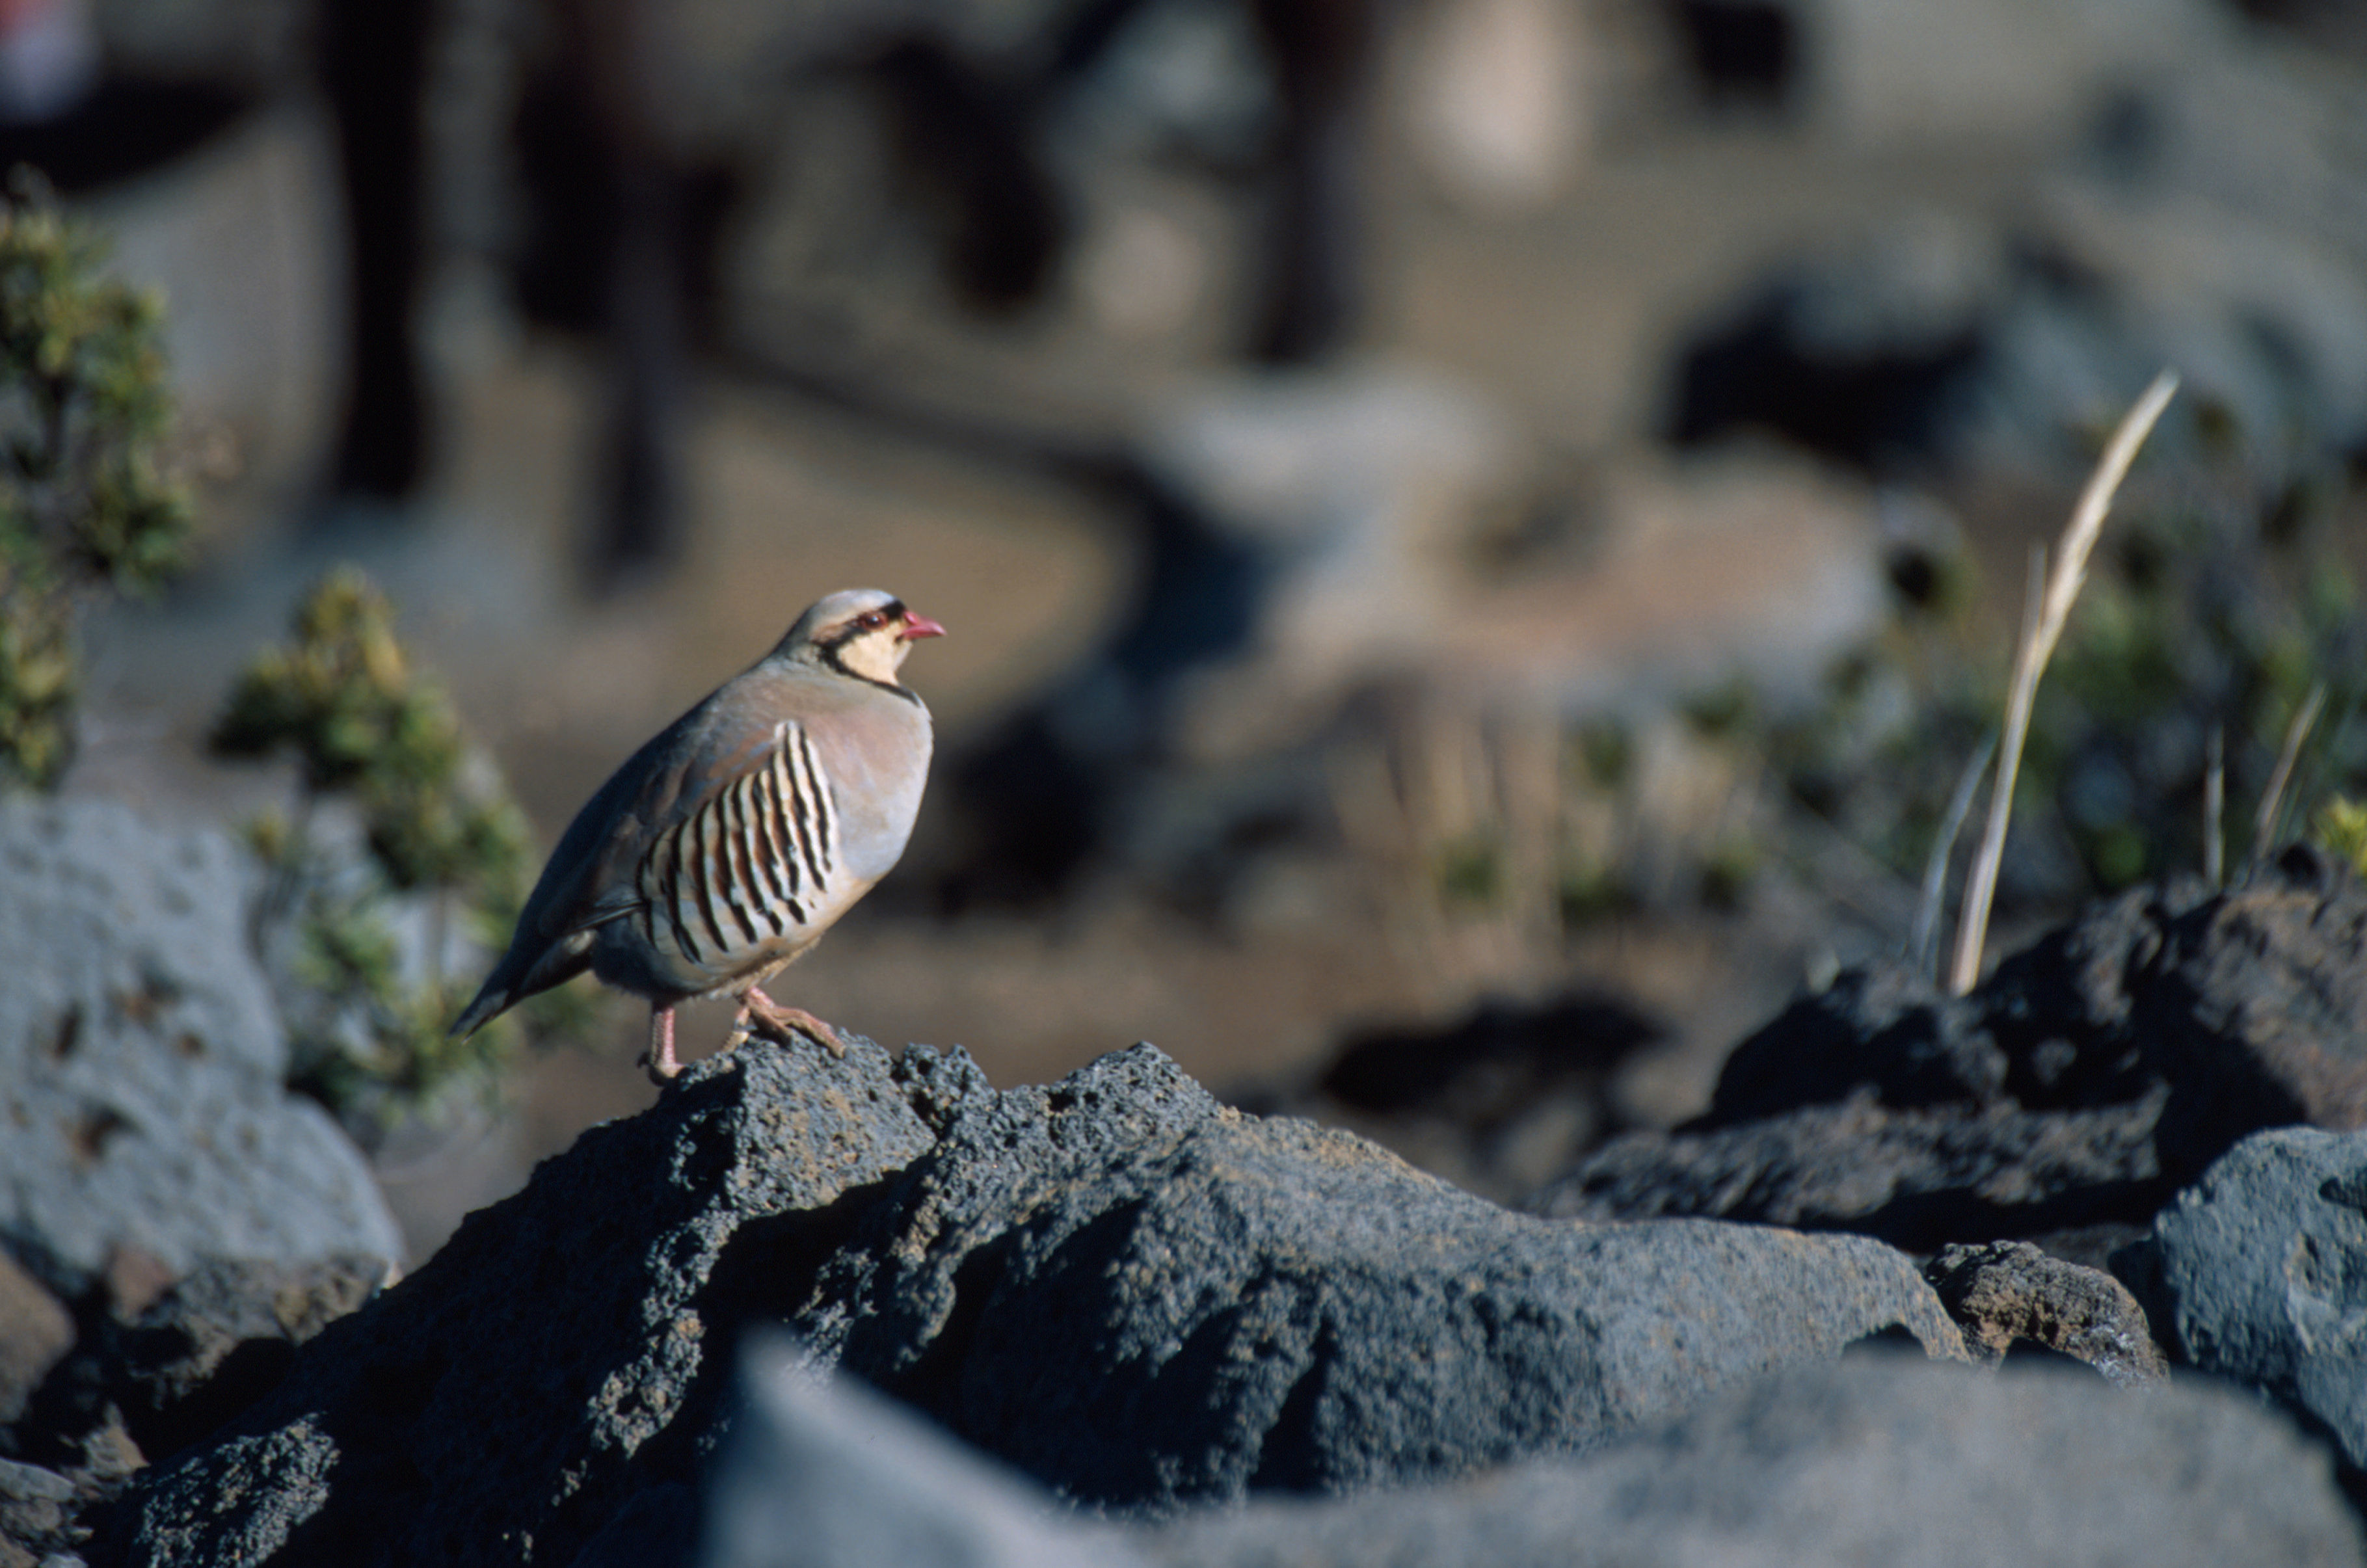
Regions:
[[1949, 369, 2180, 996], [2252, 682, 2327, 864], [1910, 730, 1996, 979]]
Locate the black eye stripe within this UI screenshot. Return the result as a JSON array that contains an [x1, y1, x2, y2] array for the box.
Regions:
[[828, 603, 903, 643]]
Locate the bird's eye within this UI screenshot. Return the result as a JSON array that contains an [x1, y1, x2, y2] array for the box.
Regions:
[[856, 611, 885, 630]]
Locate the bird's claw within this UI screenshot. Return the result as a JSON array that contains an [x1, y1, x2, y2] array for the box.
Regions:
[[735, 994, 848, 1058]]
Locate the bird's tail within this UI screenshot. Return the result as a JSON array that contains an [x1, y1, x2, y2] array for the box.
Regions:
[[447, 979, 511, 1041], [449, 931, 595, 1039]]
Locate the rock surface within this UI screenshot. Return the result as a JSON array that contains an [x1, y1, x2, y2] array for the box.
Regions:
[[2143, 1124, 2367, 1469], [807, 1045, 1963, 1511], [109, 1034, 936, 1568], [107, 1034, 1968, 1565], [703, 1333, 1126, 1568], [1922, 1241, 2165, 1387], [0, 1256, 73, 1431], [695, 1344, 2364, 1568], [1138, 1356, 2366, 1568], [0, 799, 403, 1294], [1531, 851, 2367, 1249], [1242, 990, 1665, 1204], [1668, 20, 2367, 488], [0, 1456, 86, 1567], [1532, 1091, 2167, 1247], [11, 1256, 387, 1475]]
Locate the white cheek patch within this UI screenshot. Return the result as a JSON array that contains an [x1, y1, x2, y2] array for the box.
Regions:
[[838, 631, 904, 685]]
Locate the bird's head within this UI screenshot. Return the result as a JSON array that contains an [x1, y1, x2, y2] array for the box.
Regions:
[[781, 588, 946, 687]]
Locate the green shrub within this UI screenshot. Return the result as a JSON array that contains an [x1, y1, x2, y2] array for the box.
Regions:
[[2315, 795, 2367, 881], [0, 178, 191, 788], [1753, 477, 2365, 913], [214, 568, 583, 1128]]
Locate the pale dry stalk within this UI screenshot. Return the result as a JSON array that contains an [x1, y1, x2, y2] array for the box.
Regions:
[[1949, 369, 2180, 996], [2252, 682, 2328, 864], [1910, 730, 1996, 980]]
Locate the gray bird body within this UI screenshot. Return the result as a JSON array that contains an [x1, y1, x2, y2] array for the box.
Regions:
[[451, 590, 937, 1055]]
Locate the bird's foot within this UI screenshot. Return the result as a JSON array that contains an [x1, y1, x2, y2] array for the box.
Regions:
[[638, 1007, 682, 1086], [733, 989, 848, 1059]]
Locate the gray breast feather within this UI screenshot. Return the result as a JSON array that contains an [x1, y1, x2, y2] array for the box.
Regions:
[[812, 699, 933, 884]]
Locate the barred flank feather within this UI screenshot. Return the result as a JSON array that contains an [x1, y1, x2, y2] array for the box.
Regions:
[[637, 721, 839, 968]]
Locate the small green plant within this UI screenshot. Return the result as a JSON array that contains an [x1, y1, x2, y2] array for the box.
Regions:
[[1438, 834, 1503, 906], [2314, 795, 2367, 880], [0, 178, 192, 788], [1746, 451, 2364, 938], [213, 568, 582, 1128]]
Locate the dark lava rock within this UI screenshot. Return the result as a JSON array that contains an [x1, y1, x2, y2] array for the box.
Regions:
[[803, 1045, 1962, 1511], [14, 1256, 386, 1474], [2141, 1126, 2367, 1469], [1922, 1241, 2165, 1387], [1139, 1356, 2366, 1568], [0, 1455, 87, 1567], [1531, 851, 2367, 1247], [109, 1035, 935, 1568], [1531, 1092, 2168, 1244], [0, 1256, 72, 1431], [109, 1034, 1966, 1565], [565, 1483, 699, 1568], [1240, 990, 1664, 1203]]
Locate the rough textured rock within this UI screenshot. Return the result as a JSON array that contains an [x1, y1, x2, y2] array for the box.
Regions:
[[0, 799, 402, 1292], [1923, 1241, 2165, 1387], [1532, 852, 2367, 1248], [805, 1045, 1964, 1512], [12, 1256, 386, 1473], [1533, 1091, 2169, 1245], [1138, 1355, 2366, 1568], [2143, 1125, 2367, 1469], [1238, 991, 1665, 1204], [567, 1483, 699, 1568], [702, 1333, 1126, 1568], [111, 1258, 384, 1455], [0, 1455, 92, 1567], [108, 1035, 935, 1568], [111, 1036, 1966, 1565], [2139, 853, 2367, 1146], [0, 1256, 73, 1430]]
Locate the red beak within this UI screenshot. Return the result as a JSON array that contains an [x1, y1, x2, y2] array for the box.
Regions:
[[900, 611, 948, 640]]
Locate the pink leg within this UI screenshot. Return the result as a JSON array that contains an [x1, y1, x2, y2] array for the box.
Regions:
[[730, 987, 847, 1059], [639, 1005, 680, 1084]]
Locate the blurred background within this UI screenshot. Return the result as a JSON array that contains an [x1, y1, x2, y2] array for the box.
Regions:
[[10, 0, 2367, 1258]]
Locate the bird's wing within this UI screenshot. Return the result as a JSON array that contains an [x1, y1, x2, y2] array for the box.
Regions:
[[518, 680, 782, 937], [449, 682, 782, 1035]]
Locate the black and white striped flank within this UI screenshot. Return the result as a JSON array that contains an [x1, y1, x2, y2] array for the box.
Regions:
[[636, 721, 841, 966]]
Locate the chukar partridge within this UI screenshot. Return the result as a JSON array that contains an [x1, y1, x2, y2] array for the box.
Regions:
[[450, 588, 943, 1081]]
